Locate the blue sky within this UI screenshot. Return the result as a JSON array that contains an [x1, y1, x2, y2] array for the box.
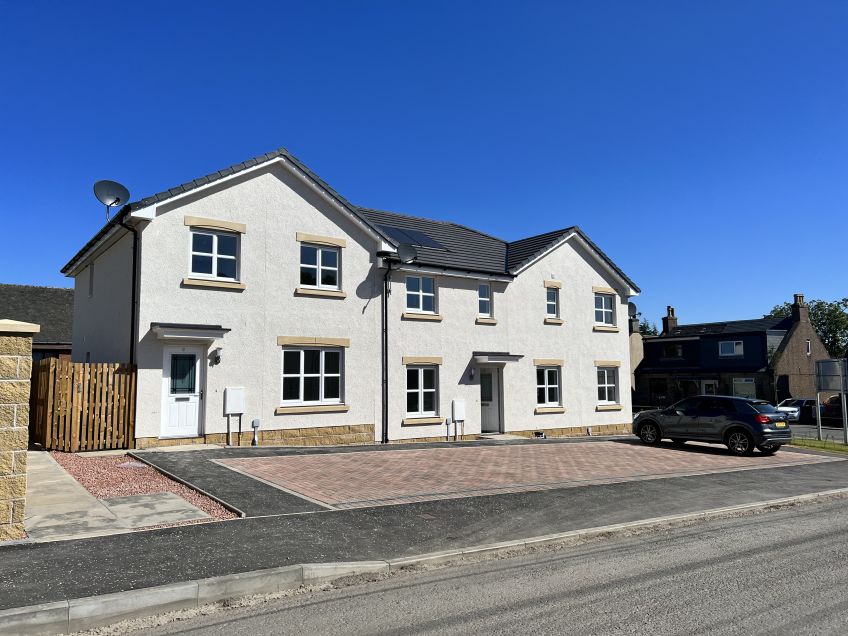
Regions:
[[1, 1, 845, 326]]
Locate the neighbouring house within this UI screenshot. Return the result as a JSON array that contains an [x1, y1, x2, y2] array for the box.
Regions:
[[61, 147, 640, 448], [0, 284, 73, 361], [634, 295, 827, 406]]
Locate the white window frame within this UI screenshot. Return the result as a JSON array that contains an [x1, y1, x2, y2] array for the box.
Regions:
[[189, 230, 240, 281], [299, 243, 341, 290], [597, 367, 619, 405], [536, 366, 561, 407], [406, 365, 438, 417], [406, 276, 437, 314], [594, 293, 615, 325], [280, 347, 343, 406], [718, 340, 744, 357], [478, 283, 492, 317], [806, 339, 812, 356], [546, 288, 560, 318]]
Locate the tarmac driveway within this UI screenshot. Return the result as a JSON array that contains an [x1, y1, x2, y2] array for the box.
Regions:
[[136, 439, 839, 516]]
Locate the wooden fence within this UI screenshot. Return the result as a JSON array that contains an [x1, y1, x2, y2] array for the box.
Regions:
[[30, 359, 137, 451]]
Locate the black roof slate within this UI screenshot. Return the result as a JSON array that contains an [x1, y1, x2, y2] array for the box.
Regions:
[[668, 316, 792, 337], [0, 284, 73, 344], [61, 148, 640, 291]]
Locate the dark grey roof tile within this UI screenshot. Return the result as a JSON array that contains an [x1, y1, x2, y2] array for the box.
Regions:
[[0, 284, 73, 344]]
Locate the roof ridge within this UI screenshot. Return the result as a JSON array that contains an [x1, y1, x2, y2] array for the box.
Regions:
[[356, 206, 456, 226], [0, 283, 74, 291], [446, 222, 507, 245], [677, 316, 788, 328], [508, 226, 576, 246]]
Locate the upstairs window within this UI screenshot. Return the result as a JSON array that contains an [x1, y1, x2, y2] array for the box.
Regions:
[[300, 244, 340, 289], [662, 344, 683, 359], [281, 348, 342, 405], [719, 341, 744, 357], [407, 276, 436, 313], [478, 284, 492, 317], [594, 293, 615, 325], [546, 288, 560, 318], [536, 366, 561, 406], [806, 339, 812, 356], [597, 367, 619, 404], [190, 230, 239, 281]]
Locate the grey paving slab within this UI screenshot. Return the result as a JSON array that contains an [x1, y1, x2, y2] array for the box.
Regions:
[[101, 493, 209, 528], [2, 454, 848, 611]]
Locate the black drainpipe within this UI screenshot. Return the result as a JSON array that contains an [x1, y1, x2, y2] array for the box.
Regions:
[[119, 218, 139, 366], [380, 261, 392, 444]]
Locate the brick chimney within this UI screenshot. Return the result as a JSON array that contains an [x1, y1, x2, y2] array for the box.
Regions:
[[661, 306, 678, 335], [791, 293, 809, 323]]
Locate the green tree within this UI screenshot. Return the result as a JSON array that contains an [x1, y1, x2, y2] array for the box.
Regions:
[[767, 298, 848, 358], [639, 320, 659, 336]]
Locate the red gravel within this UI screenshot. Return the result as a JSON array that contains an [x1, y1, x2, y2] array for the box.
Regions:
[[50, 452, 237, 521]]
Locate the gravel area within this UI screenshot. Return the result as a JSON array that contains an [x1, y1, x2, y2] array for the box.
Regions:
[[50, 452, 237, 521]]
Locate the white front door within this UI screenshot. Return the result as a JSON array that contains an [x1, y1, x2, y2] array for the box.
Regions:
[[480, 368, 501, 433], [161, 346, 204, 438]]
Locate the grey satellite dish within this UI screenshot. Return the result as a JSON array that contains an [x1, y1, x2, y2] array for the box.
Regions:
[[93, 180, 130, 221], [397, 243, 418, 264], [627, 302, 638, 318]]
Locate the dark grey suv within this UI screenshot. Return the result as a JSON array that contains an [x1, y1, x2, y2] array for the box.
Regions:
[[632, 395, 791, 455]]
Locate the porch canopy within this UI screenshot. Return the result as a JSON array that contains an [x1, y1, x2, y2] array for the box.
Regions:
[[150, 322, 231, 341], [472, 351, 523, 365]]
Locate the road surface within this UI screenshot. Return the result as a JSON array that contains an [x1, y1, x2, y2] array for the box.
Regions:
[[142, 499, 848, 635]]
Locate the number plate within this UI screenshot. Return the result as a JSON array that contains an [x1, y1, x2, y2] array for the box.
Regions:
[[775, 421, 787, 428]]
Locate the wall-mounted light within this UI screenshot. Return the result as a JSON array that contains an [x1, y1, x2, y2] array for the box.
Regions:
[[212, 347, 222, 365], [469, 367, 475, 380]]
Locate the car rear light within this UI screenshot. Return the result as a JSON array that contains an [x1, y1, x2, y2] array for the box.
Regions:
[[754, 414, 771, 424]]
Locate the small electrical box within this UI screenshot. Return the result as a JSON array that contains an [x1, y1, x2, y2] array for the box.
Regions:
[[251, 418, 261, 429], [452, 399, 466, 421], [224, 387, 245, 415]]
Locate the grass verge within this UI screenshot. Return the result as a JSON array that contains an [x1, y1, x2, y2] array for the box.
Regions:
[[790, 437, 848, 455]]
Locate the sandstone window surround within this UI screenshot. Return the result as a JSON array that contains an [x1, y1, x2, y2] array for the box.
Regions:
[[535, 360, 563, 413], [296, 232, 347, 299], [183, 216, 247, 291], [275, 336, 350, 415], [404, 359, 440, 424], [595, 361, 621, 410]]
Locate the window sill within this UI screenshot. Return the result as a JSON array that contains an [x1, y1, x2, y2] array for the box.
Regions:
[[275, 404, 350, 415], [402, 416, 443, 426], [182, 277, 246, 291], [475, 317, 498, 325], [593, 325, 619, 332], [534, 406, 565, 414], [544, 318, 564, 325], [596, 404, 623, 412], [295, 287, 347, 299], [402, 313, 443, 322]]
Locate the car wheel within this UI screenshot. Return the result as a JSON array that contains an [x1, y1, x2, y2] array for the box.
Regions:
[[757, 443, 782, 456], [671, 438, 686, 446], [726, 430, 755, 456], [638, 422, 660, 445]]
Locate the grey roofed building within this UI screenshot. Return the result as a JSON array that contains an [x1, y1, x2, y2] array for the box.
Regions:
[[60, 146, 640, 293], [0, 284, 73, 358]]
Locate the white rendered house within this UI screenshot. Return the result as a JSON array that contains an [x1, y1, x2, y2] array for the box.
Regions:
[[62, 148, 640, 448]]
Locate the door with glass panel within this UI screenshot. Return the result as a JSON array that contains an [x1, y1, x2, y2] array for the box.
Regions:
[[480, 368, 502, 433], [161, 346, 204, 438]]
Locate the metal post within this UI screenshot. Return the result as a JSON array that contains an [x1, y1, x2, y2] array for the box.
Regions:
[[227, 414, 232, 447], [815, 392, 823, 442], [842, 360, 848, 445]]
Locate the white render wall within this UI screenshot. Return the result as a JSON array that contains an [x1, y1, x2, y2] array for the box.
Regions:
[[132, 164, 382, 440], [71, 232, 133, 363], [386, 239, 633, 440]]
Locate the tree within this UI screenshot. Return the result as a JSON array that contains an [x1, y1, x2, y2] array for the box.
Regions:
[[767, 298, 848, 359], [639, 320, 659, 336]]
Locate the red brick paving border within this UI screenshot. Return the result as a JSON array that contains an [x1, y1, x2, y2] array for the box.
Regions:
[[216, 442, 838, 510]]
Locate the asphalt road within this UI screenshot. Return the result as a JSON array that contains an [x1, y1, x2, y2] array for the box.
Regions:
[[143, 499, 848, 635]]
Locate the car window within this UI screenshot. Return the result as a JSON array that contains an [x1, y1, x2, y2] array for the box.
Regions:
[[674, 398, 703, 412], [750, 401, 779, 413], [778, 399, 794, 407]]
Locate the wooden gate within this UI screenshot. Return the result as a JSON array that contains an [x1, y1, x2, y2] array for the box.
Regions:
[[30, 359, 137, 451]]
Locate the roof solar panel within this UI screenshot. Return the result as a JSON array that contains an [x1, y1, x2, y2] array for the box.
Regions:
[[376, 224, 444, 249]]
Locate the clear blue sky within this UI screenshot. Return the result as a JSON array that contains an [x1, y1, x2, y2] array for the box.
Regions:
[[1, 1, 845, 326]]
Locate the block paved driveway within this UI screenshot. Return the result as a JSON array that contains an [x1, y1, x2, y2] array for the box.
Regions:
[[215, 441, 836, 510]]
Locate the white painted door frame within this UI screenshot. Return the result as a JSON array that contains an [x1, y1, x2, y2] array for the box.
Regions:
[[160, 344, 206, 439], [480, 366, 503, 434]]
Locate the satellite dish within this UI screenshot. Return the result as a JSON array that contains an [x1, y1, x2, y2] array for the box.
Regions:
[[397, 243, 418, 264], [628, 302, 638, 318], [93, 180, 130, 221]]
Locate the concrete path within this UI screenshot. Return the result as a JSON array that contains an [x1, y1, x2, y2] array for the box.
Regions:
[[24, 452, 210, 542], [3, 455, 848, 611]]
